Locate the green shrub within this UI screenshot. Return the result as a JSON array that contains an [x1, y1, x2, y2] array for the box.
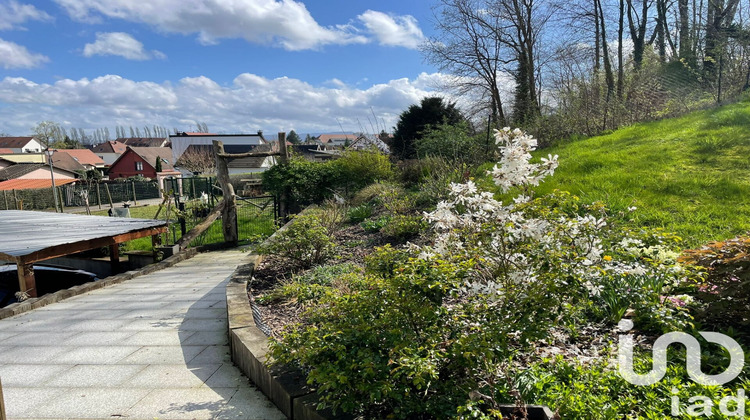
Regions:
[[347, 203, 373, 224], [261, 157, 340, 211], [381, 214, 424, 242], [258, 263, 365, 306], [351, 182, 401, 206], [331, 149, 394, 194], [360, 216, 390, 233], [257, 213, 335, 268], [415, 121, 487, 165]]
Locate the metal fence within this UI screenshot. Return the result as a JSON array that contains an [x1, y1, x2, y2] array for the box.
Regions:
[[61, 180, 161, 208]]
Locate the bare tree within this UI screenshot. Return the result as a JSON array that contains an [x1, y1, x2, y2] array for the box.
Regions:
[[32, 121, 65, 149], [422, 0, 510, 126], [175, 147, 216, 175]]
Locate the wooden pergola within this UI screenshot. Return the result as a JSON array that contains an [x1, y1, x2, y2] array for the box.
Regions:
[[0, 210, 167, 298]]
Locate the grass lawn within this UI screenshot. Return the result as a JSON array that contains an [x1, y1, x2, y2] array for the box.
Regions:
[[516, 99, 750, 248], [90, 199, 276, 251]]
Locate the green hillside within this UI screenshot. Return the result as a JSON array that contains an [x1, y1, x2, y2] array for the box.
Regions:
[[531, 99, 750, 247]]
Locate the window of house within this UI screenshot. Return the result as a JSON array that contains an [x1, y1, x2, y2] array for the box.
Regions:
[[135, 161, 143, 171]]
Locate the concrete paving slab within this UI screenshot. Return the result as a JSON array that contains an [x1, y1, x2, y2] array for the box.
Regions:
[[2, 387, 67, 418], [123, 363, 222, 388], [43, 364, 147, 388], [54, 345, 141, 364], [0, 364, 71, 386], [31, 387, 152, 418], [120, 345, 206, 364]]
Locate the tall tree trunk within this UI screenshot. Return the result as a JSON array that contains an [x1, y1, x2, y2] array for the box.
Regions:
[[678, 0, 692, 65], [617, 0, 625, 98], [626, 0, 650, 70]]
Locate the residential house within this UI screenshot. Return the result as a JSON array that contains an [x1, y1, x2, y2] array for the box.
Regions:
[[0, 178, 76, 192], [179, 143, 276, 175], [90, 140, 128, 165], [0, 153, 46, 164], [54, 149, 107, 173], [108, 147, 179, 180], [0, 163, 78, 182], [316, 134, 359, 148], [49, 151, 87, 175], [115, 137, 170, 148], [348, 134, 391, 154], [169, 132, 267, 164], [0, 137, 44, 153], [290, 144, 337, 162]]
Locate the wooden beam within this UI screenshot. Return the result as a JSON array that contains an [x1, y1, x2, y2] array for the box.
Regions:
[[176, 200, 225, 250], [216, 151, 279, 159], [17, 262, 36, 298], [18, 226, 167, 264]]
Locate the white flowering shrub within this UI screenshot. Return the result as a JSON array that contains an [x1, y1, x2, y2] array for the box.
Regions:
[[424, 128, 692, 330]]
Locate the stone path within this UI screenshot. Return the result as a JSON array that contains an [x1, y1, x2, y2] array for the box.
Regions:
[[0, 250, 284, 419]]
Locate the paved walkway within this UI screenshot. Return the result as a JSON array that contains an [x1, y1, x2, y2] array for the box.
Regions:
[[0, 250, 284, 419]]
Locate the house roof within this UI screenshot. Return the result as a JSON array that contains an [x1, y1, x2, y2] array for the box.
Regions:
[[0, 137, 36, 149], [125, 147, 176, 171], [0, 178, 76, 191], [172, 132, 218, 136], [317, 134, 359, 144], [51, 151, 87, 173], [54, 149, 106, 167], [90, 141, 128, 154], [115, 137, 169, 147], [0, 164, 45, 181]]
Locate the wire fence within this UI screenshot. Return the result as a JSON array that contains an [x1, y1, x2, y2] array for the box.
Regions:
[[159, 194, 277, 248]]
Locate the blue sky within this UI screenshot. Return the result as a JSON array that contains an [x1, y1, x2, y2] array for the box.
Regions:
[[0, 0, 445, 137]]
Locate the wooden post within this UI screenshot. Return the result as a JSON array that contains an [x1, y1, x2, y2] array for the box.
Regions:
[[277, 132, 289, 222], [57, 188, 65, 213], [0, 377, 7, 420], [109, 244, 120, 272], [212, 140, 238, 245], [96, 183, 102, 209], [16, 262, 36, 298], [132, 180, 138, 205], [12, 189, 18, 210], [104, 183, 114, 209]]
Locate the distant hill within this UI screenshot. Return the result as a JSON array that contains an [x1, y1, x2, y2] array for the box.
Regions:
[[531, 99, 750, 247]]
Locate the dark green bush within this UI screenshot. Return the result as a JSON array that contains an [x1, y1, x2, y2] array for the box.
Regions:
[[360, 216, 390, 233], [256, 213, 335, 268], [381, 214, 424, 242], [347, 203, 373, 223]]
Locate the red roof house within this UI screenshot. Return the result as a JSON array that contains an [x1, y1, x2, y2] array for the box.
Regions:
[[108, 147, 179, 179]]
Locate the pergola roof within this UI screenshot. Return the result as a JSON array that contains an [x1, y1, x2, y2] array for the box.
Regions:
[[0, 210, 166, 264]]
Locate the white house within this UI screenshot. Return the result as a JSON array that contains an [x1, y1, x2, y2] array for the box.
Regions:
[[169, 132, 268, 164], [0, 137, 44, 153]]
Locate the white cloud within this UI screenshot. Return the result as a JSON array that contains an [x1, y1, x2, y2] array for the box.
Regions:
[[0, 38, 48, 68], [358, 10, 425, 49], [83, 32, 165, 60], [0, 72, 445, 135], [0, 0, 53, 30], [54, 0, 369, 50]]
